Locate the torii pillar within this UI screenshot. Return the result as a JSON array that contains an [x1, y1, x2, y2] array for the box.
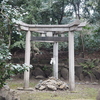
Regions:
[[24, 30, 31, 89], [68, 31, 75, 91], [53, 42, 58, 79]]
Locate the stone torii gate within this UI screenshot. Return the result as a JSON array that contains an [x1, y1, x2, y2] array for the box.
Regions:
[[16, 19, 86, 91]]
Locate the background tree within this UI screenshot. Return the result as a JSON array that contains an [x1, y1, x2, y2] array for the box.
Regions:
[[0, 0, 28, 51], [1, 0, 100, 54]]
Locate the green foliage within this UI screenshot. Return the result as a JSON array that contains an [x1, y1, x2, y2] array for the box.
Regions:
[[0, 0, 27, 48], [11, 40, 25, 49], [11, 63, 33, 75], [42, 65, 48, 71], [59, 42, 68, 50], [40, 42, 53, 50], [81, 60, 95, 69], [1, 0, 100, 54], [80, 59, 95, 75], [0, 43, 12, 88], [22, 0, 42, 24], [84, 34, 100, 51], [74, 24, 100, 53], [42, 65, 52, 74], [0, 42, 32, 88]]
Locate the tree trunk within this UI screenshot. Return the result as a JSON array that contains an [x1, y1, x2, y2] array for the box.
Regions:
[[80, 33, 85, 58]]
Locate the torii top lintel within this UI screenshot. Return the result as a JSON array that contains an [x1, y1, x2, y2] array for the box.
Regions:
[[16, 19, 86, 32]]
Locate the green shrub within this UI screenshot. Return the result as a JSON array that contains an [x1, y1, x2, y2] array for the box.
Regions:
[[0, 43, 12, 88], [80, 59, 95, 77], [0, 43, 32, 88]]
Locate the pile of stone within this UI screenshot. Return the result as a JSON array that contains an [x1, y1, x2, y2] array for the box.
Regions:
[[35, 77, 69, 91]]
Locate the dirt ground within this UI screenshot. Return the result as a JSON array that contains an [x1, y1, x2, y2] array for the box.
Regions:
[[7, 78, 100, 100]]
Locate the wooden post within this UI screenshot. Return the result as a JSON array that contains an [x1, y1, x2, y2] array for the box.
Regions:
[[53, 42, 58, 79], [68, 31, 75, 91], [24, 30, 31, 89]]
